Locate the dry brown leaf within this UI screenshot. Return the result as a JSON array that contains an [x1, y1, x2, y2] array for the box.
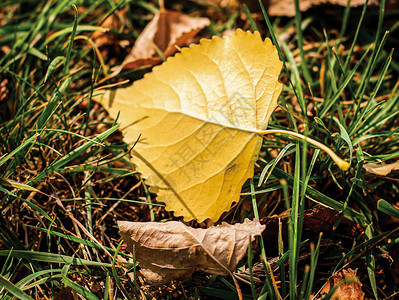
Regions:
[[54, 287, 75, 300], [270, 0, 379, 17], [261, 206, 339, 247], [303, 205, 340, 232], [209, 0, 241, 8], [121, 9, 210, 70], [118, 218, 265, 285], [93, 7, 128, 48], [363, 161, 399, 176], [242, 0, 378, 17], [320, 268, 365, 300]]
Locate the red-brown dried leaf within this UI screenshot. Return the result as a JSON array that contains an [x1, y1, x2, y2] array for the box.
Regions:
[[320, 268, 365, 300], [303, 205, 339, 232], [241, 0, 378, 17], [121, 9, 210, 70], [261, 205, 339, 244], [93, 7, 128, 48]]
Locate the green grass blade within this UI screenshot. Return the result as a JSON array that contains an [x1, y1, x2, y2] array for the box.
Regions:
[[288, 143, 301, 299], [34, 79, 70, 132], [271, 167, 367, 225], [319, 45, 372, 118], [0, 179, 39, 192], [293, 0, 312, 84], [278, 217, 287, 297], [305, 235, 322, 300], [30, 125, 119, 184], [258, 143, 295, 186], [342, 0, 369, 73], [243, 5, 259, 32], [26, 225, 132, 260], [0, 250, 112, 267], [198, 287, 253, 300], [15, 269, 62, 289], [44, 56, 65, 83], [354, 0, 386, 102], [247, 236, 257, 298], [104, 272, 110, 300], [35, 129, 104, 146], [280, 40, 306, 115], [365, 225, 379, 299], [43, 25, 107, 46], [111, 242, 134, 300], [298, 265, 310, 300], [0, 134, 38, 169], [0, 275, 34, 300], [333, 230, 396, 272], [377, 200, 399, 219], [61, 274, 100, 300], [64, 4, 78, 76], [349, 49, 393, 136], [250, 178, 276, 299], [256, 0, 301, 107], [333, 117, 353, 162], [336, 0, 352, 46]]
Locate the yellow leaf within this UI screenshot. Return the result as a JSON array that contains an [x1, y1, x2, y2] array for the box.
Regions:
[[95, 29, 283, 222]]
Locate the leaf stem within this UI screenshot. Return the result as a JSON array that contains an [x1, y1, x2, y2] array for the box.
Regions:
[[258, 129, 350, 171]]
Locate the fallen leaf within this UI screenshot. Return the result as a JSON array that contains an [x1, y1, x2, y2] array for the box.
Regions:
[[241, 0, 378, 17], [210, 0, 240, 9], [320, 268, 365, 300], [93, 7, 128, 48], [240, 238, 336, 280], [54, 287, 75, 300], [363, 161, 399, 176], [270, 0, 378, 17], [121, 9, 210, 70], [261, 205, 339, 244], [95, 30, 283, 222], [303, 205, 340, 232], [118, 218, 265, 285]]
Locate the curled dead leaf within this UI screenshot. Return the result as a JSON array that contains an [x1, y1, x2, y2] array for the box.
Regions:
[[320, 268, 364, 300], [261, 205, 339, 245], [241, 0, 378, 17], [270, 0, 378, 17], [92, 7, 128, 48], [121, 9, 210, 70], [118, 218, 265, 285], [363, 161, 399, 176]]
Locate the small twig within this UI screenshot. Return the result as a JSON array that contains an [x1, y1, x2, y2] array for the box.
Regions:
[[229, 271, 243, 300]]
